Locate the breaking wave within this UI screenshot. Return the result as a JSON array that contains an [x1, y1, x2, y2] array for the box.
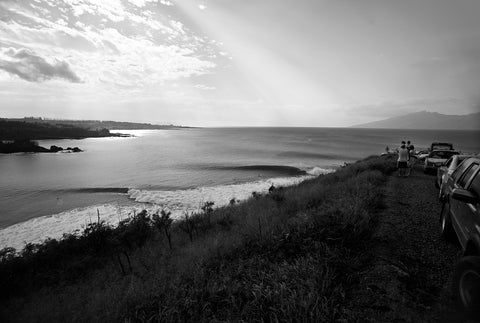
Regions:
[[0, 166, 335, 251], [64, 187, 130, 193], [211, 164, 307, 175], [0, 204, 145, 251]]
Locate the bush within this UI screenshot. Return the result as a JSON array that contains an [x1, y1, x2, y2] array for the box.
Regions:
[[0, 156, 395, 322]]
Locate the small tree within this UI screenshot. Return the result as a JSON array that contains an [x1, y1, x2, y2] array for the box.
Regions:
[[268, 185, 285, 202], [153, 210, 173, 251], [179, 212, 195, 242], [201, 201, 214, 214], [114, 209, 153, 274], [0, 247, 16, 262], [83, 220, 113, 254], [252, 191, 262, 199]]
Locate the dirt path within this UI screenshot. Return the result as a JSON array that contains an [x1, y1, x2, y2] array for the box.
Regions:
[[351, 164, 469, 322]]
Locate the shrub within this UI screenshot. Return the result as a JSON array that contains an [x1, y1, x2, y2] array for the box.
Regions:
[[152, 209, 173, 250], [0, 155, 395, 322]]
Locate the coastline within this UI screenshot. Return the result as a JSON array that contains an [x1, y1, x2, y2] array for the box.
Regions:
[[0, 119, 134, 154], [0, 167, 332, 251], [0, 154, 395, 321], [0, 141, 85, 154], [0, 155, 468, 321]]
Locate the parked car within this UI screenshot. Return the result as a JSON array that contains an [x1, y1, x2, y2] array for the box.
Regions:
[[416, 150, 430, 161], [431, 142, 454, 151], [437, 154, 476, 191], [439, 157, 480, 317], [424, 150, 459, 174]]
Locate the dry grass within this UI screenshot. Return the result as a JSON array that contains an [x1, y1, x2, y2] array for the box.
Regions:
[[0, 155, 397, 322]]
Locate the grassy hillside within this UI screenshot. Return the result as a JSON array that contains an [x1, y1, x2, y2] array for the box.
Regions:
[[0, 119, 118, 141], [0, 155, 397, 322], [5, 117, 189, 131]]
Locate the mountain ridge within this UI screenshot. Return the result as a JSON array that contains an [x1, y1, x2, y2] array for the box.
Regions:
[[353, 111, 480, 130]]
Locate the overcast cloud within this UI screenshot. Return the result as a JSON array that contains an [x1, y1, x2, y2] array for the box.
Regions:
[[0, 0, 479, 126]]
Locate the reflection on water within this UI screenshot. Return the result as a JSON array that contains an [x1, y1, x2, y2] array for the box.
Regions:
[[0, 127, 479, 249]]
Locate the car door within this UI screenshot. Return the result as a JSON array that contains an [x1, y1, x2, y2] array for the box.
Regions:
[[450, 163, 480, 248], [466, 172, 480, 242]]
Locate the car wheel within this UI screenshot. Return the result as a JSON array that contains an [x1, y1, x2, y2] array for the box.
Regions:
[[440, 200, 456, 242], [453, 256, 480, 319]]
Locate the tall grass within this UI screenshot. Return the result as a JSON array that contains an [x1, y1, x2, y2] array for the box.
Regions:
[[0, 155, 396, 322]]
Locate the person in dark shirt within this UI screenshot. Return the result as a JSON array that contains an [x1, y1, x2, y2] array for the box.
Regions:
[[406, 141, 415, 176], [407, 141, 415, 154]]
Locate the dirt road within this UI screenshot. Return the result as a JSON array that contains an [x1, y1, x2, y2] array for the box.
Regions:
[[351, 164, 472, 322]]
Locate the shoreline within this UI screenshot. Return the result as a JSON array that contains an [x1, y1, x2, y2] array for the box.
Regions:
[[0, 169, 333, 251], [0, 154, 397, 321], [0, 119, 134, 154], [0, 134, 132, 154]]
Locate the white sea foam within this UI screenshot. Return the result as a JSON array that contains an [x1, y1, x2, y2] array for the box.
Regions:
[[0, 168, 334, 251], [0, 204, 150, 251], [128, 175, 310, 213], [307, 166, 332, 176]]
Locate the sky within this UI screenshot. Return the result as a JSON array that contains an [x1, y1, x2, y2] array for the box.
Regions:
[[0, 0, 479, 127]]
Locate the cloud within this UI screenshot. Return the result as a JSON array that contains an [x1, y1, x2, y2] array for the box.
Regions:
[[0, 1, 217, 88], [127, 0, 167, 7], [194, 84, 216, 90], [0, 48, 82, 83]]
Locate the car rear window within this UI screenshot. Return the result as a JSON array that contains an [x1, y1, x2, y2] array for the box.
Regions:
[[458, 163, 479, 188], [457, 156, 467, 163], [432, 143, 453, 150], [453, 160, 471, 180], [429, 151, 459, 159]]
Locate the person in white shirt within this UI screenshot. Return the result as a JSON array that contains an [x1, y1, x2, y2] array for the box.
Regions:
[[397, 141, 409, 177]]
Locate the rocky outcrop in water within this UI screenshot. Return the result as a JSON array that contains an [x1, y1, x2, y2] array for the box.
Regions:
[[0, 140, 82, 154]]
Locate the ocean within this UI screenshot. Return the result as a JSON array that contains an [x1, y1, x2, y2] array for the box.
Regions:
[[1, 127, 479, 250]]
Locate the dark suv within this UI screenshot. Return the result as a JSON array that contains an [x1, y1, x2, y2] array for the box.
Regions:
[[439, 157, 480, 317]]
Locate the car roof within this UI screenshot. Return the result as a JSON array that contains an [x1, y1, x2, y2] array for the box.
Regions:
[[430, 150, 460, 153], [463, 157, 480, 163], [456, 154, 477, 158]]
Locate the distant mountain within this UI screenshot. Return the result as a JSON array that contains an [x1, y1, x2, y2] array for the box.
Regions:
[[353, 111, 480, 130]]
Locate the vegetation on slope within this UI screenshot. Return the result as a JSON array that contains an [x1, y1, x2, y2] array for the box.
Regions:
[[0, 155, 397, 322], [5, 117, 190, 131], [0, 119, 127, 153], [0, 119, 121, 141]]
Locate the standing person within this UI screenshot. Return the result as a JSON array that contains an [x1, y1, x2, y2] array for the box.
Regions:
[[397, 141, 409, 177], [406, 140, 415, 176], [407, 141, 415, 155]]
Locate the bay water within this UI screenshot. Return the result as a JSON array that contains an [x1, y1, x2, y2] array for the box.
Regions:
[[1, 127, 479, 250]]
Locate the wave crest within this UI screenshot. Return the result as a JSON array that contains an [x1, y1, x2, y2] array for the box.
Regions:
[[0, 167, 336, 251], [205, 164, 307, 176]]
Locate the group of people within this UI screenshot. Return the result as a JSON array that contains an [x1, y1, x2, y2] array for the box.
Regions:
[[397, 140, 415, 177]]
